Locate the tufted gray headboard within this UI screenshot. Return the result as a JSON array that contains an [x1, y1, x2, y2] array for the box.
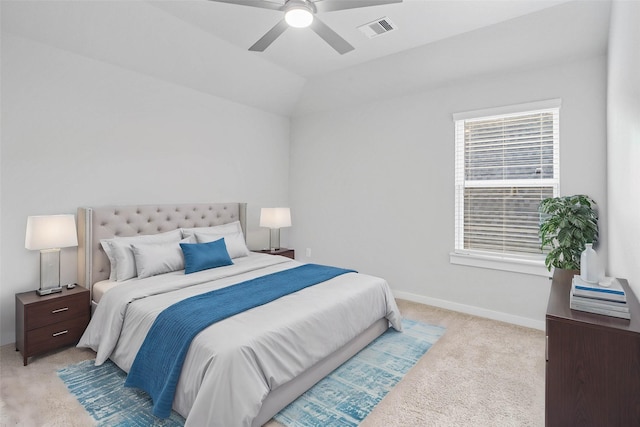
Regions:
[[77, 203, 247, 299]]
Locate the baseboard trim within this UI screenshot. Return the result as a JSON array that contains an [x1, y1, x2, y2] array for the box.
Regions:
[[393, 290, 545, 331]]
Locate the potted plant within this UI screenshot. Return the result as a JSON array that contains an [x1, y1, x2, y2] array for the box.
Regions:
[[539, 195, 599, 276]]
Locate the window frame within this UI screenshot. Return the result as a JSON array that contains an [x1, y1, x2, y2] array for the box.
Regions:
[[450, 99, 561, 277]]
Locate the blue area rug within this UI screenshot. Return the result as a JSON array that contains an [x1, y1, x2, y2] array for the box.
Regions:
[[58, 319, 444, 426], [274, 319, 445, 426], [57, 359, 185, 426]]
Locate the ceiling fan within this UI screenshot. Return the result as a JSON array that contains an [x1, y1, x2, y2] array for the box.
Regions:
[[209, 0, 403, 54]]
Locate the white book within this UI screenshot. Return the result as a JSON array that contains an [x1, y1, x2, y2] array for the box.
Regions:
[[572, 276, 626, 302], [570, 293, 630, 313], [570, 302, 631, 320], [573, 275, 625, 294], [572, 287, 627, 302]]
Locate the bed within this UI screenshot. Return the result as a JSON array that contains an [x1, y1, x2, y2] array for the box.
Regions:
[[76, 202, 402, 427]]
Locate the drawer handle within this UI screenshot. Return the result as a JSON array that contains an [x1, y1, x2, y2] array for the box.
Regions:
[[51, 307, 69, 314], [52, 330, 68, 337]]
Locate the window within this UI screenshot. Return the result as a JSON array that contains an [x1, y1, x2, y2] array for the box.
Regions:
[[451, 100, 560, 275]]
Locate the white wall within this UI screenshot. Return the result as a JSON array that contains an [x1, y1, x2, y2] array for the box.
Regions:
[[0, 35, 291, 345], [0, 5, 618, 346], [607, 0, 640, 296], [290, 55, 607, 329]]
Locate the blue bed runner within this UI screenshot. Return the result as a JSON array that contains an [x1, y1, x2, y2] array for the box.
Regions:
[[124, 263, 356, 418]]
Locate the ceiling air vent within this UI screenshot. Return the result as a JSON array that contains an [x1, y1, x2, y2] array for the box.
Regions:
[[357, 17, 397, 39]]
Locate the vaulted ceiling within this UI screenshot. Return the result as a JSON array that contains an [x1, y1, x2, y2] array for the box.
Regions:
[[2, 0, 611, 116]]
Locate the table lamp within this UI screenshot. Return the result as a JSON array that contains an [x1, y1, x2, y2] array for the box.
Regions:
[[25, 214, 78, 296], [260, 207, 291, 251]]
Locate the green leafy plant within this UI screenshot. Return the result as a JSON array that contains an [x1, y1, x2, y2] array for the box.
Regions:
[[539, 195, 598, 271]]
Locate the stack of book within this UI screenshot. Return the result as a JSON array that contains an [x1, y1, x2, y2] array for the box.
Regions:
[[570, 275, 630, 319]]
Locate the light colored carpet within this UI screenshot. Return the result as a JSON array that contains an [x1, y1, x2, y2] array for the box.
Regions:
[[0, 300, 545, 426]]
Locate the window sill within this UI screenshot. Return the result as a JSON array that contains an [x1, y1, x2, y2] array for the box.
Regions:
[[449, 252, 551, 277]]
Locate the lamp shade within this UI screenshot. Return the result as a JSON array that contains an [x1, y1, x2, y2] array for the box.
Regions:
[[25, 214, 78, 250], [260, 208, 292, 229]]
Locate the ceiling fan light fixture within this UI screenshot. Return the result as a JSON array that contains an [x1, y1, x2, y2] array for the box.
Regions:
[[285, 3, 314, 28]]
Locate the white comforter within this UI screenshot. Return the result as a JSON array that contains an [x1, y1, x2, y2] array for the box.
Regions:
[[78, 253, 402, 427]]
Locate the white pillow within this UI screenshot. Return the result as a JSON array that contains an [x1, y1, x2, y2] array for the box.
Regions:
[[100, 239, 117, 281], [103, 229, 182, 281], [132, 237, 194, 279], [194, 230, 250, 259], [181, 221, 242, 239]]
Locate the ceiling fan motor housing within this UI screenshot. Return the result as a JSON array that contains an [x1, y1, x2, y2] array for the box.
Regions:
[[284, 0, 315, 28]]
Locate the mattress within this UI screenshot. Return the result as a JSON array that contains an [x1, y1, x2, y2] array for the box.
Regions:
[[92, 280, 120, 304], [78, 253, 402, 427]]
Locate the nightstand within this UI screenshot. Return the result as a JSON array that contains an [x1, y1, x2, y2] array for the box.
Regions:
[[254, 248, 295, 259], [15, 285, 90, 366], [546, 271, 640, 425]]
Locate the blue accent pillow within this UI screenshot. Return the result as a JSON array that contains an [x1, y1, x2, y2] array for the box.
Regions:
[[180, 238, 233, 274]]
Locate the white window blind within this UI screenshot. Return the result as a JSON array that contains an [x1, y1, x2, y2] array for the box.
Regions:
[[454, 100, 560, 259]]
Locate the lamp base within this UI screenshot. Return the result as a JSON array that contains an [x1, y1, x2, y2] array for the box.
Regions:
[[269, 228, 281, 252], [37, 286, 63, 296]]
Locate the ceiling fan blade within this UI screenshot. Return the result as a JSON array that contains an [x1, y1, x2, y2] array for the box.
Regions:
[[208, 0, 284, 11], [249, 19, 289, 51], [310, 17, 354, 55], [313, 0, 402, 13]]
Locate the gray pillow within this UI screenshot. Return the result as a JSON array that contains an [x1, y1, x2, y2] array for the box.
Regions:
[[102, 229, 182, 281], [132, 236, 195, 279], [194, 230, 250, 259]]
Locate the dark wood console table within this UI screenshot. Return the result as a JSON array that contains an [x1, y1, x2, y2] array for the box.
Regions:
[[545, 270, 640, 426]]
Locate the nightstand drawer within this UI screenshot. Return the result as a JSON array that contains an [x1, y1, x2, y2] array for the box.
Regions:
[[25, 293, 88, 331], [26, 314, 89, 355]]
